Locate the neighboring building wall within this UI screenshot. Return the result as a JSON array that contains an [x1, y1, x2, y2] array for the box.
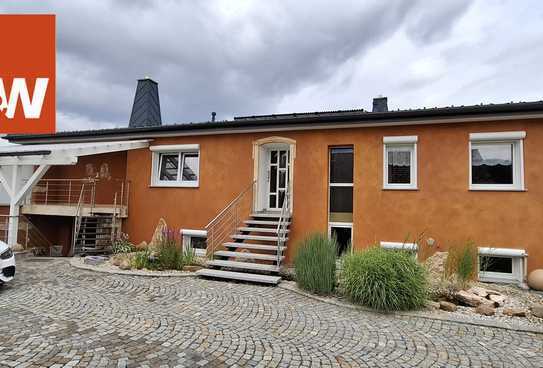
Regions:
[[122, 118, 543, 272], [44, 151, 128, 205]]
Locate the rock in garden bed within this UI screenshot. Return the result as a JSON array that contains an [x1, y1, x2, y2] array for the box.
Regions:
[[439, 301, 457, 312], [432, 281, 543, 327]]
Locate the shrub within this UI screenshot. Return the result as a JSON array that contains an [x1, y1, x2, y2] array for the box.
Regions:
[[294, 233, 337, 294], [130, 228, 197, 271], [153, 228, 184, 270], [444, 240, 478, 288], [182, 245, 196, 266], [112, 233, 135, 254], [131, 249, 151, 269], [340, 246, 428, 311]]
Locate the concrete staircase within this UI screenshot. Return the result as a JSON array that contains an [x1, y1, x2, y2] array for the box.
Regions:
[[196, 212, 290, 284]]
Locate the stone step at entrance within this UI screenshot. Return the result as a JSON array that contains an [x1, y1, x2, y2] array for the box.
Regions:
[[197, 209, 291, 285], [195, 269, 281, 284]]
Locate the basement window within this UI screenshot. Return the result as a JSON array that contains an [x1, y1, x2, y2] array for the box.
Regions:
[[380, 241, 418, 252], [150, 144, 200, 187], [469, 131, 525, 191], [329, 223, 352, 256], [383, 136, 418, 190], [478, 247, 527, 285], [181, 229, 207, 257]]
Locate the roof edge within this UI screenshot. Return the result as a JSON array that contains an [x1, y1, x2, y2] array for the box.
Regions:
[[6, 100, 543, 144]]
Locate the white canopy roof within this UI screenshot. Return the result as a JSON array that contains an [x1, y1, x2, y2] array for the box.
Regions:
[[0, 140, 150, 165]]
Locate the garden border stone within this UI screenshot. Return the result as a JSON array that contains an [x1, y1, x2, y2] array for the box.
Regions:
[[278, 281, 543, 334], [70, 257, 196, 278]]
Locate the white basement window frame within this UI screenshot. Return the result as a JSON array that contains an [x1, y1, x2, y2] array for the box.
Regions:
[[181, 229, 207, 257], [380, 241, 418, 252], [380, 241, 418, 259], [469, 131, 525, 191], [150, 144, 200, 187], [478, 247, 527, 285], [383, 135, 418, 190]]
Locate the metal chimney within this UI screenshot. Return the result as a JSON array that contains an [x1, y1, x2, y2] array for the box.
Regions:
[[372, 96, 388, 113]]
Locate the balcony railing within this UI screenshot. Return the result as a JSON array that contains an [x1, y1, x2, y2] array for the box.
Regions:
[[27, 178, 130, 215]]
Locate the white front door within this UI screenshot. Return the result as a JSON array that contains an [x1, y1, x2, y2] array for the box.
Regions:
[[266, 148, 290, 210]]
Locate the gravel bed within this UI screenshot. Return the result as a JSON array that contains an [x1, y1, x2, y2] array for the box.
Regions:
[[443, 282, 543, 327], [70, 256, 196, 277]]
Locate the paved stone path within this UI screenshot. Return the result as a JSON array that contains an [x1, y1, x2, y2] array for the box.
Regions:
[[1, 258, 542, 367]]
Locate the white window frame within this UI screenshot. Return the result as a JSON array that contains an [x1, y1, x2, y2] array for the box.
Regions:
[[383, 136, 418, 190], [328, 222, 353, 255], [328, 145, 355, 223], [478, 247, 527, 285], [469, 131, 525, 191], [150, 144, 200, 187], [380, 241, 418, 252], [181, 229, 207, 257]]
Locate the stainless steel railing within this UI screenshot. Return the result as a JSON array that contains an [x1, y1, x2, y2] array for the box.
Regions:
[[205, 180, 256, 260]]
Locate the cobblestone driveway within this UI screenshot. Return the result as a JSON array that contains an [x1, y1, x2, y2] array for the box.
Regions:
[[1, 258, 542, 368]]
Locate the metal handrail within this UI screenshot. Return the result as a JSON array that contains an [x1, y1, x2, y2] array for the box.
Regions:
[[205, 180, 256, 259], [276, 188, 290, 268], [71, 183, 86, 256]]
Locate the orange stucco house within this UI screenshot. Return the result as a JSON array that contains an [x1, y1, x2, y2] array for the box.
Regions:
[[2, 78, 542, 284]]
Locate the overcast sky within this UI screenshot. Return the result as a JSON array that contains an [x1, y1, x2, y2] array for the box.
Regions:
[[1, 0, 542, 131]]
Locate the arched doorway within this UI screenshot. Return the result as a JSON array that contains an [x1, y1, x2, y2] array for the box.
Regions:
[[252, 137, 296, 213]]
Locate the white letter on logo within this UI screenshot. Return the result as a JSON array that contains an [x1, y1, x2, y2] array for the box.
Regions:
[[0, 79, 7, 115], [2, 78, 49, 119]]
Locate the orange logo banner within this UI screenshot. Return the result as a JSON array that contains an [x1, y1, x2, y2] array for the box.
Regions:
[[0, 15, 55, 134]]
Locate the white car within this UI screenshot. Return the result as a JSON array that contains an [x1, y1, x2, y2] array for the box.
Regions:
[[0, 241, 15, 284]]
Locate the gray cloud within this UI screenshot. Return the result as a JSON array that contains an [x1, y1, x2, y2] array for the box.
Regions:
[[0, 0, 540, 131]]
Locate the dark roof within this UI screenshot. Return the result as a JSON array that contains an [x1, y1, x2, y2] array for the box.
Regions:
[[6, 100, 543, 143]]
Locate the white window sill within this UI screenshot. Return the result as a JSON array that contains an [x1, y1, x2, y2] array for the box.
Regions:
[[380, 241, 418, 251], [181, 229, 207, 237], [150, 181, 199, 188], [382, 186, 418, 191], [479, 272, 519, 284], [469, 186, 525, 192]]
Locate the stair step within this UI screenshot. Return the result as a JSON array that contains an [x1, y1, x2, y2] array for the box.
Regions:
[[231, 234, 285, 242], [244, 220, 291, 226], [250, 213, 290, 219], [223, 242, 286, 251], [196, 269, 281, 284], [207, 259, 279, 272], [237, 227, 290, 234], [214, 250, 283, 261]]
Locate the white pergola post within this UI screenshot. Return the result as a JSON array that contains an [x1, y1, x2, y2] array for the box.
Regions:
[[7, 165, 20, 246], [0, 164, 50, 246]]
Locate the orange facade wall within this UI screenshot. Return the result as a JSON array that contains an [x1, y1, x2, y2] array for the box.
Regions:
[[122, 118, 543, 272]]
